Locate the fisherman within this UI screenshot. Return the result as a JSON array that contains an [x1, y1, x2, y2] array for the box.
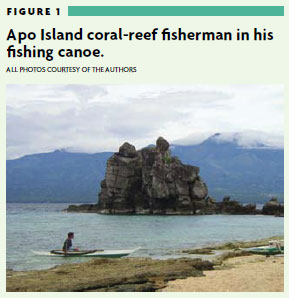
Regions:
[[63, 232, 79, 252]]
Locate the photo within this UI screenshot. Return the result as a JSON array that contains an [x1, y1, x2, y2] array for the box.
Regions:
[[6, 84, 284, 292]]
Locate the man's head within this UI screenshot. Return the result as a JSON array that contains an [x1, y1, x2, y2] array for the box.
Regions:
[[68, 232, 74, 239]]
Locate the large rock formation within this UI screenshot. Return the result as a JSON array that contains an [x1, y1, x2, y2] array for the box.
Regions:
[[97, 137, 208, 214], [66, 137, 281, 216]]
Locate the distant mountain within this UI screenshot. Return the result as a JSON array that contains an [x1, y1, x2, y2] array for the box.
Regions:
[[7, 135, 284, 203], [171, 134, 284, 203], [6, 150, 112, 203]]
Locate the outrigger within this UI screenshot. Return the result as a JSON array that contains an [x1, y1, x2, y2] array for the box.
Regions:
[[243, 240, 284, 256]]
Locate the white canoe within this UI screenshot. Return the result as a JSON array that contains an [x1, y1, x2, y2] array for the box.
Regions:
[[31, 247, 141, 258]]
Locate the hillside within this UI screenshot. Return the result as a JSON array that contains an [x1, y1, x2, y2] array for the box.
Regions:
[[171, 134, 284, 203], [6, 150, 111, 203]]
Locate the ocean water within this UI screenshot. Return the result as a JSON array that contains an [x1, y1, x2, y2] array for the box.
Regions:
[[6, 203, 284, 271]]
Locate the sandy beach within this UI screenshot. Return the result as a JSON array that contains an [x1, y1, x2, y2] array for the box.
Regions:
[[161, 254, 284, 292]]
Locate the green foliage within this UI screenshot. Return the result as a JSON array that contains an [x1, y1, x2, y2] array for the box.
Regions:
[[163, 151, 172, 164], [163, 156, 171, 164]]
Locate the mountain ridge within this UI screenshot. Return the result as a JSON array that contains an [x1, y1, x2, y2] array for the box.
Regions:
[[7, 134, 284, 203]]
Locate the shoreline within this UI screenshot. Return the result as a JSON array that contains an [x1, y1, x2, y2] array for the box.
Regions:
[[6, 236, 284, 292]]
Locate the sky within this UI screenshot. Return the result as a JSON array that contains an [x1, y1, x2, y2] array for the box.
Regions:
[[6, 84, 284, 159]]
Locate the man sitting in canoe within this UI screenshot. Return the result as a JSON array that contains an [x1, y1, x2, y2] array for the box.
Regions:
[[63, 232, 79, 252]]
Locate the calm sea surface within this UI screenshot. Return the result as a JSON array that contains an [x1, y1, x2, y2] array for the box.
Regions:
[[7, 203, 284, 271]]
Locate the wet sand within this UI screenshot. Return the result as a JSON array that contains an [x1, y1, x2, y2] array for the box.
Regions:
[[161, 254, 284, 292]]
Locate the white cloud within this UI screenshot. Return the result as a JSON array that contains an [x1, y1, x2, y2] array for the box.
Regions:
[[174, 130, 284, 149], [6, 84, 284, 159]]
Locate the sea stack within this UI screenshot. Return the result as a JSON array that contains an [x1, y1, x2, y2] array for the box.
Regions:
[[97, 137, 209, 214]]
